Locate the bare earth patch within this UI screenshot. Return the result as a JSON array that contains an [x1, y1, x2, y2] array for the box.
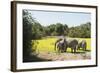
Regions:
[[37, 52, 91, 61]]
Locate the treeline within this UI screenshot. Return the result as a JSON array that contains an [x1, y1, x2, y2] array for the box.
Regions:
[[23, 10, 91, 61], [68, 22, 91, 38], [32, 22, 91, 39]]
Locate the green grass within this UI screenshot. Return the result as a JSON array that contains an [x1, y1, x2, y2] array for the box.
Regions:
[[32, 37, 91, 53]]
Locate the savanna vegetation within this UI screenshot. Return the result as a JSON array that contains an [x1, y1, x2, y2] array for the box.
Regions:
[[23, 10, 91, 62]]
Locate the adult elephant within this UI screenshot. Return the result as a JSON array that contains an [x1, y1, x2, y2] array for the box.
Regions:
[[55, 38, 68, 53], [55, 38, 78, 53], [66, 39, 78, 53], [78, 40, 87, 51]]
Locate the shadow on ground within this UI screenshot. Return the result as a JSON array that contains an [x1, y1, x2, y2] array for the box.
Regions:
[[23, 55, 51, 62]]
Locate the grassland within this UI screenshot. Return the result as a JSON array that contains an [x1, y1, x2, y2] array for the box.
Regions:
[[32, 37, 91, 53]]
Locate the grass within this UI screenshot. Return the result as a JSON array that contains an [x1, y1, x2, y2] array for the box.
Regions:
[[32, 37, 91, 53]]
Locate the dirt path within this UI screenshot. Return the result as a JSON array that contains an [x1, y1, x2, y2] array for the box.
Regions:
[[37, 52, 91, 61]]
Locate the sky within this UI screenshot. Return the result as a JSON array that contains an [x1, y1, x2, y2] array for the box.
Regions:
[[28, 10, 91, 27]]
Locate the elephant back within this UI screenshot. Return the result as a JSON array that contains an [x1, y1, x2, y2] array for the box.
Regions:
[[67, 39, 78, 48]]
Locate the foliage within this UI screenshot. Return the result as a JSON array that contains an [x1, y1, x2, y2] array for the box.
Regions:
[[23, 10, 33, 59], [32, 22, 45, 39], [31, 21, 91, 38], [68, 22, 91, 38], [43, 23, 69, 36]]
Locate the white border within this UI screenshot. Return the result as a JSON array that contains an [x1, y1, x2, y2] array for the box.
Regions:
[[17, 3, 96, 69]]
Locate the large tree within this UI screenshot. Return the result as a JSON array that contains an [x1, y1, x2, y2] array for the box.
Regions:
[[23, 10, 35, 61], [55, 23, 64, 36]]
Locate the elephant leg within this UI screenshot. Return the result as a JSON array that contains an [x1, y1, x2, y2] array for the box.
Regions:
[[61, 49, 63, 53], [71, 48, 73, 53], [82, 46, 85, 51], [64, 49, 66, 52], [62, 48, 65, 53], [85, 47, 86, 51], [57, 48, 60, 55], [64, 47, 67, 52], [74, 48, 76, 53], [74, 46, 78, 53], [85, 44, 87, 51], [84, 47, 86, 51], [58, 48, 60, 53], [83, 47, 85, 51]]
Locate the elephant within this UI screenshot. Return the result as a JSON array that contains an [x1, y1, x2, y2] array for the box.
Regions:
[[55, 38, 78, 53], [66, 39, 78, 53], [55, 38, 67, 53], [78, 40, 87, 51]]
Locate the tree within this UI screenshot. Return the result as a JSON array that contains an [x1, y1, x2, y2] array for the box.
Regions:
[[55, 23, 64, 36], [68, 22, 91, 38], [68, 27, 76, 37], [32, 22, 45, 39], [23, 10, 35, 61], [47, 24, 56, 36], [63, 24, 69, 36]]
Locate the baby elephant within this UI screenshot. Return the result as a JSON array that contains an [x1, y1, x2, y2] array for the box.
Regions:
[[78, 40, 87, 51]]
